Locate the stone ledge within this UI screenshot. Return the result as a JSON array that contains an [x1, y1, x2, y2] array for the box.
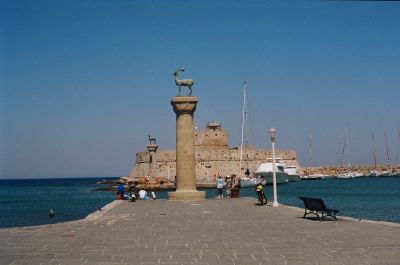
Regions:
[[168, 190, 206, 201]]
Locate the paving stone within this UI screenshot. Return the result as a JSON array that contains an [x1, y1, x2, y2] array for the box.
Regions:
[[1, 198, 399, 265]]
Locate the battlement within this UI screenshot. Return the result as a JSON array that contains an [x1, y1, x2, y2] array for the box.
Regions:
[[195, 122, 228, 147]]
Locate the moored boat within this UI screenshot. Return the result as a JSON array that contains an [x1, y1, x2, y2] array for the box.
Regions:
[[284, 166, 301, 182], [240, 177, 263, 188], [337, 171, 364, 178], [254, 158, 289, 184]]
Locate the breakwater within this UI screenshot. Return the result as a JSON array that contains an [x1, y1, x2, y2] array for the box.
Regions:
[[301, 164, 400, 176]]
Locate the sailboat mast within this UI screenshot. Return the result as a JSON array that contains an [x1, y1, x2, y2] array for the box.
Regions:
[[346, 128, 351, 167], [340, 131, 346, 168], [308, 129, 312, 167], [372, 133, 377, 169], [239, 81, 247, 171], [396, 128, 400, 163], [385, 130, 390, 165]]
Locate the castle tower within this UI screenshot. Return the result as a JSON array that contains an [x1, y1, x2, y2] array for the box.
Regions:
[[168, 96, 205, 200]]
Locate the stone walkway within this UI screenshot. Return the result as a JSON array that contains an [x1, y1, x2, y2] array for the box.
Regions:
[[1, 198, 399, 265]]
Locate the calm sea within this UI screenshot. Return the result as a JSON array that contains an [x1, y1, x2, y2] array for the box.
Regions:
[[0, 177, 118, 228], [0, 176, 399, 228]]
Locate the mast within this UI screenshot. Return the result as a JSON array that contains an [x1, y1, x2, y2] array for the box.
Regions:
[[396, 128, 400, 163], [239, 81, 247, 171], [372, 133, 377, 169], [340, 130, 347, 168], [385, 130, 390, 165], [336, 142, 342, 166], [346, 128, 351, 167], [308, 129, 312, 167]]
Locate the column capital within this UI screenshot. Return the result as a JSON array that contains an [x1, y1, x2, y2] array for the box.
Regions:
[[171, 96, 198, 115]]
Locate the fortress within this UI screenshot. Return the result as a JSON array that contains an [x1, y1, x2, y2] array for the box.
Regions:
[[128, 122, 300, 183]]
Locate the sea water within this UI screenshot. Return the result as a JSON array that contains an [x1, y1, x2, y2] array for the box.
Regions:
[[157, 176, 400, 223], [0, 176, 399, 228], [0, 177, 117, 228]]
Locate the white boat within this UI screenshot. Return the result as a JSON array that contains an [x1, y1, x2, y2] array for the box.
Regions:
[[337, 172, 364, 178], [368, 170, 381, 177], [284, 166, 301, 182], [380, 171, 392, 177], [301, 174, 324, 180], [255, 158, 289, 184], [337, 129, 366, 179], [240, 177, 263, 188]]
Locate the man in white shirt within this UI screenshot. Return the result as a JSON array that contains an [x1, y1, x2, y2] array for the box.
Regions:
[[138, 189, 147, 199], [216, 176, 224, 199]]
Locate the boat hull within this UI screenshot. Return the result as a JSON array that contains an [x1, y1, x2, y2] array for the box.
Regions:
[[240, 178, 262, 188], [258, 172, 289, 185], [288, 174, 301, 182]]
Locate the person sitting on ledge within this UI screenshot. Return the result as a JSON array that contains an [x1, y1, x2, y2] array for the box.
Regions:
[[255, 183, 267, 206], [138, 189, 148, 200], [116, 183, 125, 200]]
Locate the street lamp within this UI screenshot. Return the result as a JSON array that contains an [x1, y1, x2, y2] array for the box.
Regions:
[[269, 128, 278, 207]]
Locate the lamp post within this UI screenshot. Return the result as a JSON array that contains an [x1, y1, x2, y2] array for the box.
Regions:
[[269, 128, 278, 207]]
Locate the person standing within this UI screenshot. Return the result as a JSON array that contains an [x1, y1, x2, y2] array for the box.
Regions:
[[216, 176, 224, 199], [225, 176, 232, 198]]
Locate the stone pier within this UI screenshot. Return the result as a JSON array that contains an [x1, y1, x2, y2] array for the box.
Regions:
[[168, 96, 205, 201], [1, 199, 400, 264]]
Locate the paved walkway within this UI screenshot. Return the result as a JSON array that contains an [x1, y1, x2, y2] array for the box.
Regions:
[[1, 198, 399, 265]]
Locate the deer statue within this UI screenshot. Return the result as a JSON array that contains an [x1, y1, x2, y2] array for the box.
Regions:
[[148, 135, 156, 145], [172, 68, 194, 96]]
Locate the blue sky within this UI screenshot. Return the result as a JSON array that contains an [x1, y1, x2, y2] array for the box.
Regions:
[[1, 0, 400, 178]]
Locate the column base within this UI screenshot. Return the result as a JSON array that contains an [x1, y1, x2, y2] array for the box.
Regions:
[[168, 190, 205, 201]]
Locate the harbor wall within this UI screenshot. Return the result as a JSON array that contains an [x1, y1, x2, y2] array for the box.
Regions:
[[301, 164, 400, 176]]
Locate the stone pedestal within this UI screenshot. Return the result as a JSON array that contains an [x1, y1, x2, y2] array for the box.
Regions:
[[146, 144, 158, 178], [168, 96, 205, 201]]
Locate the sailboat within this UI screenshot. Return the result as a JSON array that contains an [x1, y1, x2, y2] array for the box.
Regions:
[[238, 81, 263, 188], [302, 129, 330, 180], [368, 133, 380, 177], [337, 128, 363, 178], [381, 130, 392, 177]]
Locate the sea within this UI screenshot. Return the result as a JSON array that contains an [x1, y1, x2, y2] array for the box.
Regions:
[[0, 176, 399, 228]]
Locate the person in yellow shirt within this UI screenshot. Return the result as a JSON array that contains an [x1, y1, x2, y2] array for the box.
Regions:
[[255, 183, 267, 206]]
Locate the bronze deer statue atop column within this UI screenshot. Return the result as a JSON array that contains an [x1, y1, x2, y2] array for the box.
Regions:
[[173, 68, 194, 96]]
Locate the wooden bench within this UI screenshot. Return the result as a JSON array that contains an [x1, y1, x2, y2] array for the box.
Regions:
[[298, 197, 339, 220]]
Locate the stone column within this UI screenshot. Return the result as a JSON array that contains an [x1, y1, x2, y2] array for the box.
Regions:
[[168, 96, 205, 201], [146, 143, 158, 178]]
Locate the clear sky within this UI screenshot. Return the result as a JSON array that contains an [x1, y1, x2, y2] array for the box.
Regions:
[[1, 0, 400, 178]]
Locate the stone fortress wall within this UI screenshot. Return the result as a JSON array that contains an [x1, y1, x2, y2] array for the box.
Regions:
[[129, 122, 299, 183]]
